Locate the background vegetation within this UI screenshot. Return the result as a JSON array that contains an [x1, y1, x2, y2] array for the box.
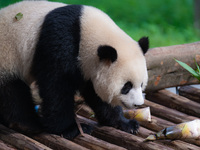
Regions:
[[0, 0, 199, 48]]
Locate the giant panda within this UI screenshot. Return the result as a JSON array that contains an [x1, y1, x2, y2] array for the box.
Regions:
[[0, 1, 149, 139]]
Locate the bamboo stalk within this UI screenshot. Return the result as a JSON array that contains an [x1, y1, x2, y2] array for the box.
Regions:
[[146, 119, 200, 141], [140, 116, 200, 147], [139, 127, 200, 150]]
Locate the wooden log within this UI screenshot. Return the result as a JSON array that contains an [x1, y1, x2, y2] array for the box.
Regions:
[[0, 124, 51, 150], [140, 115, 175, 132], [77, 104, 200, 148], [143, 99, 197, 123], [32, 134, 89, 150], [92, 126, 174, 150], [78, 115, 200, 150], [73, 134, 126, 150], [78, 109, 200, 148], [179, 85, 200, 103], [0, 139, 17, 150], [75, 101, 200, 148], [77, 116, 174, 150], [146, 89, 200, 117], [33, 117, 125, 150], [166, 140, 200, 150], [76, 102, 200, 147], [145, 42, 200, 92]]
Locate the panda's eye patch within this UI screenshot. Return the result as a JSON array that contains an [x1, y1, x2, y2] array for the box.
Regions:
[[121, 81, 133, 94]]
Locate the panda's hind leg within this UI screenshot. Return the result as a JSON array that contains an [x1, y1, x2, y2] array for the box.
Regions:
[[0, 77, 42, 134]]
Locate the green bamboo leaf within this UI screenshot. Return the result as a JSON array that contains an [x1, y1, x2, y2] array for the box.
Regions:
[[175, 59, 199, 78], [15, 12, 23, 21], [195, 59, 200, 74]]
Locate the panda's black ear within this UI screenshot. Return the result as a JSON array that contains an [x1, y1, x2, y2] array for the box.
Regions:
[[98, 45, 117, 63], [138, 37, 149, 54]]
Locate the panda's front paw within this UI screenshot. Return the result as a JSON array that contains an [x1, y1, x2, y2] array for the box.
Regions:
[[80, 123, 94, 135], [118, 119, 139, 134]]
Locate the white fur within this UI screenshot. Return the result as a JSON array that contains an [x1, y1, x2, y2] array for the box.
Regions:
[[0, 2, 148, 108], [0, 1, 66, 85], [79, 6, 148, 108], [119, 88, 144, 108]]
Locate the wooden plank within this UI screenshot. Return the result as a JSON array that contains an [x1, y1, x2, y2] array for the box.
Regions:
[[0, 124, 51, 150], [92, 126, 174, 150], [73, 134, 126, 150], [143, 99, 197, 123], [145, 42, 200, 92], [80, 115, 200, 149], [32, 121, 126, 150], [0, 139, 17, 150], [140, 115, 174, 132], [32, 134, 89, 150], [146, 89, 200, 117], [179, 85, 200, 103], [77, 115, 174, 150], [77, 101, 200, 148]]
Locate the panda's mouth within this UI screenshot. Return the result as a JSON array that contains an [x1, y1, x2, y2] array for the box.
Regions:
[[121, 101, 132, 109], [121, 101, 138, 109]]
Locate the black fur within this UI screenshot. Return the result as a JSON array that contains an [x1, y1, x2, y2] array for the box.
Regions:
[[98, 45, 117, 63], [0, 77, 41, 134], [32, 5, 138, 138], [138, 37, 149, 54], [121, 81, 133, 95], [80, 81, 139, 134], [32, 5, 89, 139]]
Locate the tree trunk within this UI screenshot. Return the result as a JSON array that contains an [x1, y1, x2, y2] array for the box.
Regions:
[[194, 0, 200, 29]]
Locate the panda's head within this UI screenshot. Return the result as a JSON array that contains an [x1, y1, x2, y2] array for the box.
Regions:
[[79, 6, 149, 109]]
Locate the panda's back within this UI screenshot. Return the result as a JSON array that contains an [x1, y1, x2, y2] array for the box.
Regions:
[[0, 1, 66, 83]]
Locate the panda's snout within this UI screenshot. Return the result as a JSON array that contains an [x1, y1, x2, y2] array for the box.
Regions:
[[120, 87, 144, 109]]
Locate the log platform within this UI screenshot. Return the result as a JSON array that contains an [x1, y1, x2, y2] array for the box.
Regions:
[[0, 86, 199, 150], [0, 42, 200, 149]]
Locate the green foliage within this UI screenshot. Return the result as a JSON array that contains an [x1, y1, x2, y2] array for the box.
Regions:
[[0, 0, 199, 48], [175, 59, 200, 81], [0, 0, 21, 8]]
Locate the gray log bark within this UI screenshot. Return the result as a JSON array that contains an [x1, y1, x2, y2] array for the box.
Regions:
[[145, 42, 200, 92]]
